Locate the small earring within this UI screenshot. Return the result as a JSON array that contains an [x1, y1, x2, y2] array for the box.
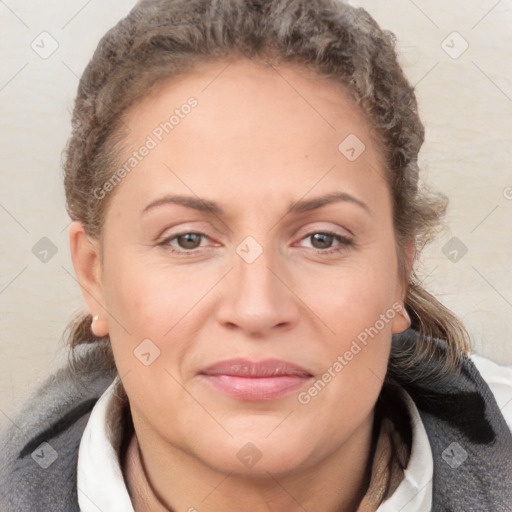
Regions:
[[91, 315, 99, 328]]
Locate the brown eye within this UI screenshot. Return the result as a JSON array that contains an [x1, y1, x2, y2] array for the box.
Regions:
[[158, 231, 217, 256], [310, 233, 335, 249], [297, 231, 354, 254], [176, 233, 203, 249]]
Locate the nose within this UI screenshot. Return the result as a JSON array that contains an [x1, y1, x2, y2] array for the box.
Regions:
[[215, 248, 301, 337]]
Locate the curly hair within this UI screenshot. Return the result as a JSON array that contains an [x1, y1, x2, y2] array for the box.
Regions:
[[63, 0, 471, 379]]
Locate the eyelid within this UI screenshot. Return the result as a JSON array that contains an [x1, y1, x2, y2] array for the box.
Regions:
[[155, 221, 218, 243], [294, 221, 354, 240], [160, 231, 214, 247], [296, 230, 354, 249]]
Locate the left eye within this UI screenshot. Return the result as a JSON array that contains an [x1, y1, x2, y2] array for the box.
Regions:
[[299, 232, 353, 251], [163, 232, 207, 250]]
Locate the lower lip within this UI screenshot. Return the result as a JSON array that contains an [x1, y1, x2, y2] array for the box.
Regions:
[[200, 374, 312, 401]]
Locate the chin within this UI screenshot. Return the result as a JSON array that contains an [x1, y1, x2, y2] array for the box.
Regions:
[[191, 426, 318, 477]]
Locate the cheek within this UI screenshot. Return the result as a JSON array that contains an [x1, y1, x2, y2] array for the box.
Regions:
[[298, 286, 394, 440], [292, 239, 398, 397], [100, 253, 221, 380], [100, 259, 195, 420], [102, 253, 200, 332], [298, 249, 399, 344]]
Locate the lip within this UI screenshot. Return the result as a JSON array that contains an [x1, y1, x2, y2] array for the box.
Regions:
[[199, 358, 313, 401]]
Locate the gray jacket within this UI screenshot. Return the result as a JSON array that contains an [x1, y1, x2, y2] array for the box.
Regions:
[[1, 330, 512, 511]]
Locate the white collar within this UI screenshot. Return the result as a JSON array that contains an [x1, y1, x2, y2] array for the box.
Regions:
[[77, 380, 433, 512], [376, 386, 433, 511], [77, 377, 135, 512]]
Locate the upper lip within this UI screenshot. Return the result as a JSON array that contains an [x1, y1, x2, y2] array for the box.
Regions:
[[200, 358, 313, 378]]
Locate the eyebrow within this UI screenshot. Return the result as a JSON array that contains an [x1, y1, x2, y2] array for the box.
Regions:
[[142, 195, 223, 215], [141, 192, 370, 217], [288, 192, 370, 215]]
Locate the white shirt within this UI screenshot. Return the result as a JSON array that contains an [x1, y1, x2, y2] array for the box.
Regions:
[[77, 353, 512, 512]]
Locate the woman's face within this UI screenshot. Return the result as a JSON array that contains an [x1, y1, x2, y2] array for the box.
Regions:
[[77, 59, 410, 476]]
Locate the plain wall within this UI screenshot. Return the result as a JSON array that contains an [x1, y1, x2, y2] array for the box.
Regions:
[[1, 0, 511, 427]]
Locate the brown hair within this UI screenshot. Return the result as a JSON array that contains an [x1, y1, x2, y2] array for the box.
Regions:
[[63, 0, 471, 378]]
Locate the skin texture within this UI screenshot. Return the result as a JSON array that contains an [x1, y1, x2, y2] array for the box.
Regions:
[[70, 58, 411, 512]]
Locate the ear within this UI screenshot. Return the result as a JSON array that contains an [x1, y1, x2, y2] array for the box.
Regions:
[[391, 240, 416, 334], [68, 221, 109, 337]]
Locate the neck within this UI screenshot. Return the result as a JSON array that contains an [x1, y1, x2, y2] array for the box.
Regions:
[[123, 409, 377, 512]]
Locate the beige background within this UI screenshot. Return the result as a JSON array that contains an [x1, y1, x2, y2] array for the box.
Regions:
[[1, 0, 511, 428]]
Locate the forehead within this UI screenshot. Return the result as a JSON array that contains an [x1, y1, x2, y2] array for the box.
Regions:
[[125, 58, 375, 140], [109, 58, 388, 217]]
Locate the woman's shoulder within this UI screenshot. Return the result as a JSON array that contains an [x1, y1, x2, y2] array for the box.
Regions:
[[391, 330, 512, 438], [389, 330, 512, 510], [469, 352, 512, 433], [0, 341, 116, 512]]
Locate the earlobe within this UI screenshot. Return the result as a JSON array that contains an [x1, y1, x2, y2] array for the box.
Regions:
[[91, 314, 109, 338], [68, 221, 109, 337], [391, 304, 411, 334]]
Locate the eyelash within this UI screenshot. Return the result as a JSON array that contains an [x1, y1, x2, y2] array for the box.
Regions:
[[158, 230, 354, 256]]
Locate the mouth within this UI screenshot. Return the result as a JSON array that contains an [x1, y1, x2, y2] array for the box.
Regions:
[[199, 358, 314, 401]]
